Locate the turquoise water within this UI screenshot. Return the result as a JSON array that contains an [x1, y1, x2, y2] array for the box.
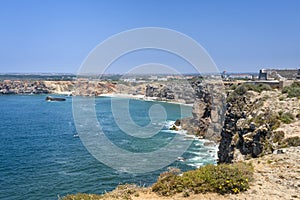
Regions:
[[0, 95, 216, 200]]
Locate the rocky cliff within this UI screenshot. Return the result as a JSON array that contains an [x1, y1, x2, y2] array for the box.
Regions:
[[218, 83, 300, 163], [145, 78, 226, 143], [180, 79, 225, 142], [0, 80, 116, 95], [145, 81, 195, 104]]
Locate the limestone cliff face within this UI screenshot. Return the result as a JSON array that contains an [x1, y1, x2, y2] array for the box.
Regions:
[[218, 86, 300, 163], [145, 79, 226, 143], [172, 80, 299, 162], [179, 80, 225, 143], [73, 81, 116, 96], [0, 80, 116, 95], [145, 82, 195, 104], [0, 80, 51, 94]]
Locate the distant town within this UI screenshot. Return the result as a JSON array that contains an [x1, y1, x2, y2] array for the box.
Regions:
[[1, 68, 299, 82], [0, 68, 299, 95]]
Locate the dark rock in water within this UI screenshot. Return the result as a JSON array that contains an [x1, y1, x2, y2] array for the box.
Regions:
[[174, 119, 181, 126], [45, 96, 66, 101]]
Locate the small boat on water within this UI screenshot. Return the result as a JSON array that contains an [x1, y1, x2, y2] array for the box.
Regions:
[[45, 96, 66, 101]]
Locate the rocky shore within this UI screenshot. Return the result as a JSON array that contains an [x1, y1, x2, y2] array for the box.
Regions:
[[0, 80, 116, 95]]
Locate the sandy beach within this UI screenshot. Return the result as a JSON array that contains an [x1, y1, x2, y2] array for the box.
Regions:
[[98, 93, 193, 106]]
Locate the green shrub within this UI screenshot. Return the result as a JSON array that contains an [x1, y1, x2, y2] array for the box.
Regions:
[[62, 193, 103, 200], [279, 112, 294, 124], [228, 84, 237, 90], [62, 184, 140, 200], [272, 131, 285, 143], [283, 136, 300, 147], [253, 111, 280, 130], [282, 82, 300, 98], [152, 162, 253, 196], [233, 83, 272, 95], [287, 87, 300, 98], [234, 84, 248, 95], [253, 83, 272, 93]]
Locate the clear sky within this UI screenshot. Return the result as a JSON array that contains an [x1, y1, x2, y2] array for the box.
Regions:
[[0, 0, 300, 74]]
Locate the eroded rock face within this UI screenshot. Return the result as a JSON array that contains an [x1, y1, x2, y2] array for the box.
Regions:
[[218, 90, 270, 163], [145, 82, 194, 104], [218, 86, 300, 163], [0, 80, 51, 94], [154, 78, 226, 143], [0, 80, 117, 96]]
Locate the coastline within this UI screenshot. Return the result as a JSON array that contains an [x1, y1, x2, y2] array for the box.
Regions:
[[98, 93, 194, 107]]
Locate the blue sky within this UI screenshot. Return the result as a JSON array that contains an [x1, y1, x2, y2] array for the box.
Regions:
[[0, 0, 299, 73]]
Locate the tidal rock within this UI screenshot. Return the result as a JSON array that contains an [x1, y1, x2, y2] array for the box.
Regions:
[[45, 96, 66, 101]]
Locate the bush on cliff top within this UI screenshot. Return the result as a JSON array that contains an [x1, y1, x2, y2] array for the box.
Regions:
[[282, 82, 300, 98], [234, 83, 272, 95], [279, 112, 294, 124], [62, 193, 103, 200], [152, 162, 253, 196], [62, 163, 254, 199], [281, 136, 300, 147], [62, 184, 140, 200]]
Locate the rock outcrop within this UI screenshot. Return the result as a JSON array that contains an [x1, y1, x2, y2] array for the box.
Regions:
[[145, 81, 195, 104], [0, 80, 50, 94], [45, 96, 66, 101], [218, 84, 300, 163], [179, 79, 225, 142], [0, 80, 117, 96], [145, 78, 226, 143]]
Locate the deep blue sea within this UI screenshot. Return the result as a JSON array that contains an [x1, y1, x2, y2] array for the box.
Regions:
[[0, 95, 216, 200]]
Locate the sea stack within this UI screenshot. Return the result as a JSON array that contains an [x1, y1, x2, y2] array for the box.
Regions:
[[45, 96, 66, 101]]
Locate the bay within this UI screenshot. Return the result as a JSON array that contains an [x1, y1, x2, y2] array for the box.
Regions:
[[0, 95, 216, 200]]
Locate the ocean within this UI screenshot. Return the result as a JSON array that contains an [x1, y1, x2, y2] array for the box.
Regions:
[[0, 95, 216, 200]]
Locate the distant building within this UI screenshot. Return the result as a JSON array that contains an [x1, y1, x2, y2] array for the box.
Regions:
[[149, 76, 158, 80], [157, 77, 168, 81], [122, 78, 136, 82], [258, 69, 268, 80], [258, 68, 300, 80], [228, 74, 253, 80]]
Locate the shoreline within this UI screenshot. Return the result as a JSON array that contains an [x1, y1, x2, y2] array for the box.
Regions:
[[98, 93, 194, 107], [0, 92, 193, 107]]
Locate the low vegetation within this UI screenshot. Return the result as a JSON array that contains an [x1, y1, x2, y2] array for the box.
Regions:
[[152, 162, 253, 196], [62, 193, 103, 200], [280, 136, 300, 147], [282, 81, 300, 98], [234, 83, 272, 95], [63, 163, 254, 199], [62, 184, 140, 200], [278, 111, 294, 124], [227, 83, 272, 102], [250, 109, 281, 130]]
